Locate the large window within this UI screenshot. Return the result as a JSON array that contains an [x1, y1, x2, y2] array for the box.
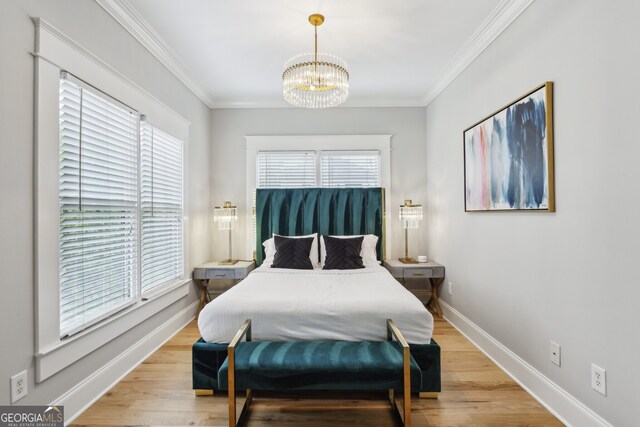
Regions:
[[35, 19, 191, 382], [58, 75, 184, 338]]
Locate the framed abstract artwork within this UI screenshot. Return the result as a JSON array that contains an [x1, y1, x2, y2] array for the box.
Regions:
[[463, 82, 555, 212]]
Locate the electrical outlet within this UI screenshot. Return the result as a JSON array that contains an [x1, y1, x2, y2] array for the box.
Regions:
[[550, 341, 561, 366], [591, 364, 606, 395], [448, 282, 453, 296], [10, 370, 28, 403]]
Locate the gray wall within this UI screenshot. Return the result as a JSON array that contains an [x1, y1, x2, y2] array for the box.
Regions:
[[0, 0, 210, 406], [425, 0, 639, 425], [210, 107, 428, 261]]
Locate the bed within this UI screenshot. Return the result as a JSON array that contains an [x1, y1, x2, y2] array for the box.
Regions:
[[199, 264, 434, 344], [192, 188, 441, 400]]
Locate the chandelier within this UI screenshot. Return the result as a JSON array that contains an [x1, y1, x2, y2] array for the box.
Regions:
[[283, 14, 349, 108]]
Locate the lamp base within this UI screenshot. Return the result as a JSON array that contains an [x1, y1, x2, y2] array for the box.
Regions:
[[219, 258, 238, 265], [399, 257, 419, 264]]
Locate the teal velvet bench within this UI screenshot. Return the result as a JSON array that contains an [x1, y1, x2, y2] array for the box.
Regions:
[[192, 339, 441, 398], [218, 319, 417, 427]]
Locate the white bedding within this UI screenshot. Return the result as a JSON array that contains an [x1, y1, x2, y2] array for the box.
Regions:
[[198, 265, 433, 344]]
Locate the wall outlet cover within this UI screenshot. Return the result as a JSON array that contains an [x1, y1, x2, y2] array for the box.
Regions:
[[10, 370, 28, 403], [448, 281, 453, 296], [591, 364, 606, 396]]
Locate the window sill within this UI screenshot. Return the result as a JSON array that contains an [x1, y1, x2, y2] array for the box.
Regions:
[[35, 279, 191, 382]]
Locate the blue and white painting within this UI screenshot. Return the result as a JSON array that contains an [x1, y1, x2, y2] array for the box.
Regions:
[[464, 83, 554, 211]]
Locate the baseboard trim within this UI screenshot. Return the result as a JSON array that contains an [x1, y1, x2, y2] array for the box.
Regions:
[[52, 300, 198, 426], [440, 301, 612, 427]]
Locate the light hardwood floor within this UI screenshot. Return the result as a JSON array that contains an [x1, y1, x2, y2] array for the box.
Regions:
[[71, 316, 563, 426]]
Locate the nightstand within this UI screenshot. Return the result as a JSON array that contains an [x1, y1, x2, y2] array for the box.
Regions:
[[193, 261, 255, 317], [383, 259, 446, 317]]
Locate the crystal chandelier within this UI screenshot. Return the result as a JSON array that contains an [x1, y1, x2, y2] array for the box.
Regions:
[[283, 14, 349, 108]]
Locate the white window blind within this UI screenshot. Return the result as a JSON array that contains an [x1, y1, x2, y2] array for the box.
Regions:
[[257, 151, 316, 188], [320, 150, 381, 187], [140, 123, 184, 293], [59, 76, 139, 337]]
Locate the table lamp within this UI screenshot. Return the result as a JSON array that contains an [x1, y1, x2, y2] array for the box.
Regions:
[[399, 199, 422, 264], [213, 201, 238, 265]]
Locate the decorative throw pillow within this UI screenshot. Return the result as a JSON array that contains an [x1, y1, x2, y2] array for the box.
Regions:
[[263, 233, 320, 267], [320, 234, 379, 267], [322, 235, 365, 270], [271, 235, 314, 269]]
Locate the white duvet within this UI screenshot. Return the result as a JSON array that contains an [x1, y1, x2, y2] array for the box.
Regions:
[[198, 265, 433, 344]]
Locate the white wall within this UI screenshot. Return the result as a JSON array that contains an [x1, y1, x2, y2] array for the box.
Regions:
[[425, 0, 639, 425], [210, 107, 427, 261], [0, 0, 209, 409]]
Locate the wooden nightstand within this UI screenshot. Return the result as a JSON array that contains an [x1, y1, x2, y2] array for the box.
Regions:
[[193, 261, 255, 317], [383, 259, 446, 317]]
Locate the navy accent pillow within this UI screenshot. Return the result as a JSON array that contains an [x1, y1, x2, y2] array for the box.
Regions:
[[322, 236, 365, 270], [271, 235, 314, 270]]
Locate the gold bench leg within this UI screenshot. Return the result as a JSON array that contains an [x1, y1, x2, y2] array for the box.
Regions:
[[228, 320, 252, 427], [387, 320, 411, 427], [419, 391, 439, 399], [387, 350, 412, 427], [403, 344, 411, 427], [229, 387, 252, 427], [228, 369, 235, 427], [194, 389, 214, 396]]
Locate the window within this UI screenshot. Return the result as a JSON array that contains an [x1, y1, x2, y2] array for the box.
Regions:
[[257, 151, 316, 188], [59, 77, 140, 337], [35, 19, 191, 381], [58, 75, 184, 338], [256, 150, 381, 189], [320, 151, 381, 188], [140, 123, 184, 293]]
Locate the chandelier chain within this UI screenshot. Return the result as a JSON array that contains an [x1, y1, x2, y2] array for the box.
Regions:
[[314, 23, 318, 78]]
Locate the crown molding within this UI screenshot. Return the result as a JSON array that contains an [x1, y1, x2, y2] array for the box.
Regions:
[[210, 97, 428, 109], [423, 0, 535, 106], [95, 0, 216, 108]]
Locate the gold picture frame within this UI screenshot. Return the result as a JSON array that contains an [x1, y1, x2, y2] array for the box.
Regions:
[[463, 82, 555, 212]]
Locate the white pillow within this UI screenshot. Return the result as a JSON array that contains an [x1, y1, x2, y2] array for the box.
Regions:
[[262, 233, 320, 268], [320, 234, 379, 267]]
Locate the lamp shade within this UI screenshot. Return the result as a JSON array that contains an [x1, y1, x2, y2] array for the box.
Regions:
[[213, 201, 237, 230], [399, 200, 422, 229]]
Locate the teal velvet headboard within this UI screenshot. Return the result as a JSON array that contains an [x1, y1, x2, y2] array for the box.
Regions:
[[255, 188, 385, 266]]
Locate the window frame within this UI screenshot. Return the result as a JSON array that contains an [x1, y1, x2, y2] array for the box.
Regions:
[[245, 135, 392, 260], [34, 18, 191, 382]]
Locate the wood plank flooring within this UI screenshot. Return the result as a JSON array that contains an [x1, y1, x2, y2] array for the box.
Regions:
[[71, 316, 563, 426]]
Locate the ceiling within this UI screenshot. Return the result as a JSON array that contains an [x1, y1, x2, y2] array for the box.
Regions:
[[102, 0, 528, 108]]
